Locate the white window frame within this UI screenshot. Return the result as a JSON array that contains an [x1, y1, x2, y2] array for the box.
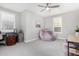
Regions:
[[53, 16, 62, 33], [0, 10, 16, 32]]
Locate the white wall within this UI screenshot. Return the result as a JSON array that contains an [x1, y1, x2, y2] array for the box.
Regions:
[[20, 10, 44, 42], [44, 10, 79, 39], [43, 16, 53, 31], [15, 13, 22, 31], [61, 10, 79, 39]]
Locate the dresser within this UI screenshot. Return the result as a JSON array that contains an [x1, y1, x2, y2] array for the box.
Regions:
[[67, 35, 79, 56]]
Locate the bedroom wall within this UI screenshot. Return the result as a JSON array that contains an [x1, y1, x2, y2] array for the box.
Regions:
[[20, 10, 44, 42], [43, 16, 53, 31], [15, 13, 22, 31], [43, 10, 79, 39], [61, 10, 79, 39]]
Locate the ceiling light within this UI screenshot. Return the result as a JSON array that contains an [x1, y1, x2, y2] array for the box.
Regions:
[[46, 7, 49, 10]]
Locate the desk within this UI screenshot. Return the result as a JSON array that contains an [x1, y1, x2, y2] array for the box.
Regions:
[[68, 35, 79, 56]]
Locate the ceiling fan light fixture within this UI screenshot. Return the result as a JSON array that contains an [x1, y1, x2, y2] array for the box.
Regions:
[[46, 7, 49, 10], [38, 3, 60, 12]]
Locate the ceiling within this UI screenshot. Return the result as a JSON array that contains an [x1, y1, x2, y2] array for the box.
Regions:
[[0, 3, 79, 17]]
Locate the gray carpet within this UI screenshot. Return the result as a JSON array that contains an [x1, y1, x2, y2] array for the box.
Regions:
[[0, 39, 66, 56]]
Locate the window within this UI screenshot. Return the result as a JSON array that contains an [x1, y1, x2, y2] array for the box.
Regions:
[[0, 11, 16, 32], [53, 16, 62, 32]]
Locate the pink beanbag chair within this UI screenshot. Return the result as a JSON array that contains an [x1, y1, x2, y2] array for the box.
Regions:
[[39, 29, 56, 41]]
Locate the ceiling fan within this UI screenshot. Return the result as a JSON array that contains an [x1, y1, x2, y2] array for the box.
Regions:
[[38, 3, 60, 12]]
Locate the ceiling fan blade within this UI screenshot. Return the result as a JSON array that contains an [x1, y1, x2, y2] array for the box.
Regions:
[[40, 7, 47, 12], [48, 5, 60, 8], [38, 5, 47, 7]]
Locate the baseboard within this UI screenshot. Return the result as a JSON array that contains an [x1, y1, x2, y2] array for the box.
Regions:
[[24, 38, 38, 43], [57, 37, 67, 40]]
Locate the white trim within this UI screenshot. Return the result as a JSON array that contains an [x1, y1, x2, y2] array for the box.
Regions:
[[24, 38, 38, 43], [57, 37, 67, 40]]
